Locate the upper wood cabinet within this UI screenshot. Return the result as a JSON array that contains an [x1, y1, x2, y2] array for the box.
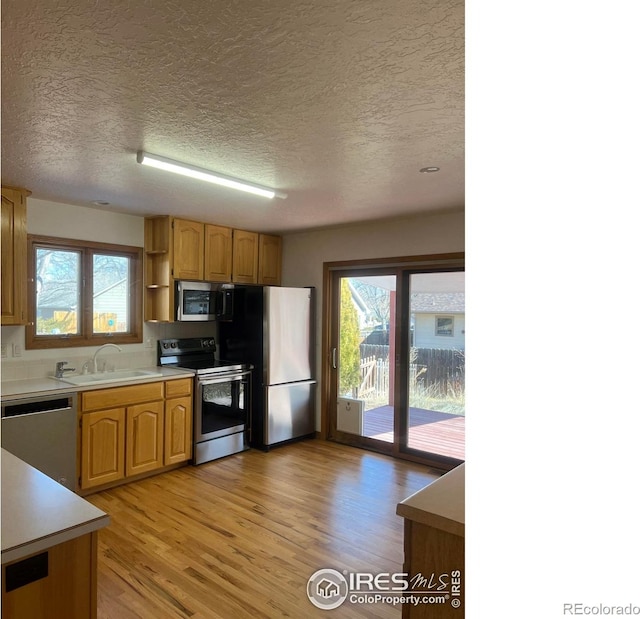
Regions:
[[143, 215, 282, 321], [204, 223, 232, 282], [232, 229, 259, 284], [1, 185, 29, 325], [144, 216, 173, 322], [258, 234, 282, 286], [172, 218, 204, 280]]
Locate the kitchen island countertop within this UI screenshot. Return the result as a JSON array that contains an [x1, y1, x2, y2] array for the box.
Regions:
[[1, 449, 110, 565], [396, 462, 465, 537]]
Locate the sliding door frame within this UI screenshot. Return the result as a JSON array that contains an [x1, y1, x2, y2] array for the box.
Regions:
[[321, 252, 465, 471]]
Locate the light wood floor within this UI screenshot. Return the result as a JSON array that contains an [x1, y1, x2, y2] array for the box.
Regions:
[[87, 439, 441, 619]]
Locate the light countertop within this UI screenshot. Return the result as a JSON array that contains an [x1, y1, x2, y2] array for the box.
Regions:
[[1, 366, 194, 401], [1, 449, 110, 565], [396, 463, 465, 537]]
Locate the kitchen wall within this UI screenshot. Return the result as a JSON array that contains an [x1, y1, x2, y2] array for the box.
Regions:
[[1, 199, 464, 428], [280, 209, 465, 430], [0, 198, 216, 381]]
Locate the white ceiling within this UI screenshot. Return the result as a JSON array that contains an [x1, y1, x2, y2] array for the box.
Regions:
[[1, 0, 464, 235]]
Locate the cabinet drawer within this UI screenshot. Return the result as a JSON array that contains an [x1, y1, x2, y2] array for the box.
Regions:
[[81, 382, 164, 412], [164, 378, 192, 399]]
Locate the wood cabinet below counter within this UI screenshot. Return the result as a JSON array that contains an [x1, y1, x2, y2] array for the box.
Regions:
[[396, 464, 465, 619], [79, 378, 192, 493]]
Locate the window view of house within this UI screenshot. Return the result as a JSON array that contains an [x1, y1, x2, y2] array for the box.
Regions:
[[35, 248, 132, 335], [407, 273, 465, 459]]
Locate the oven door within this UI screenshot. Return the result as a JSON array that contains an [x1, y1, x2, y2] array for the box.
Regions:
[[195, 371, 252, 442]]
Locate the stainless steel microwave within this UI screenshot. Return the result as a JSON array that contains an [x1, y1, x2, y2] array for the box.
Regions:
[[175, 281, 234, 321]]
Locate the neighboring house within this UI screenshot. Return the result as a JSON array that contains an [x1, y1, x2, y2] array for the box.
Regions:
[[93, 279, 128, 330], [411, 292, 465, 351], [37, 278, 128, 332]]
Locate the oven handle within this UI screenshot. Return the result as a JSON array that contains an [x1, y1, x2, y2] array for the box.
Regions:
[[196, 369, 252, 386]]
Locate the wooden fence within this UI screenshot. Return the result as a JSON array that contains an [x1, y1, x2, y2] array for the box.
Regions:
[[50, 311, 122, 333], [358, 344, 464, 398]]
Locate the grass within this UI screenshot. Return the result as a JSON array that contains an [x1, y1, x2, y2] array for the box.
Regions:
[[362, 380, 465, 417]]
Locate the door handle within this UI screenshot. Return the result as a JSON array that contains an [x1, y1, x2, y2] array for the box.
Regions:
[[332, 348, 337, 369]]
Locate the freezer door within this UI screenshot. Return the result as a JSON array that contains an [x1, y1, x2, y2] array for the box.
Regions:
[[265, 287, 313, 384], [265, 380, 316, 446]]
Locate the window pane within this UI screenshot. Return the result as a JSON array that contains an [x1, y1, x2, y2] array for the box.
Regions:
[[35, 248, 81, 335], [93, 254, 130, 333], [407, 272, 465, 459], [338, 275, 395, 444]]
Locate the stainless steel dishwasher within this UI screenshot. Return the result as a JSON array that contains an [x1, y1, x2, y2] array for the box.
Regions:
[[1, 393, 77, 491]]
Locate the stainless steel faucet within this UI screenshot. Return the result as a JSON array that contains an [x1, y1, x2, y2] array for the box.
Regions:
[[91, 343, 122, 373], [54, 361, 76, 378]]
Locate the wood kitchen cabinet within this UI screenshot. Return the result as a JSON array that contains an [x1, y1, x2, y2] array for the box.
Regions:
[[79, 379, 190, 492], [144, 216, 173, 322], [1, 185, 29, 326], [164, 378, 193, 465], [143, 214, 282, 320], [204, 223, 233, 281], [258, 233, 282, 286], [172, 218, 204, 280], [126, 400, 164, 477], [80, 407, 126, 489], [396, 464, 465, 619], [232, 229, 259, 284]]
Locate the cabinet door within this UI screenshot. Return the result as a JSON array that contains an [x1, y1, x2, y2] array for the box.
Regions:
[[173, 218, 204, 280], [204, 224, 232, 282], [164, 396, 193, 465], [258, 234, 282, 286], [126, 401, 164, 477], [1, 187, 28, 325], [232, 229, 259, 284], [81, 408, 126, 489]]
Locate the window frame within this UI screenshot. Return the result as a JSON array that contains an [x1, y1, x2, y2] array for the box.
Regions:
[[435, 315, 455, 337], [26, 235, 143, 349]]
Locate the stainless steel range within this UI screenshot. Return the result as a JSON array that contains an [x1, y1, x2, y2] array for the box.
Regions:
[[158, 338, 252, 464]]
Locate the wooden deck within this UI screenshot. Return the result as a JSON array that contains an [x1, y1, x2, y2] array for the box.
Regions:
[[362, 405, 465, 461]]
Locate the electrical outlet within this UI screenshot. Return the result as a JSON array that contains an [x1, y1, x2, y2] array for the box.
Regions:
[[12, 343, 22, 357], [145, 338, 154, 349], [1, 343, 7, 358]]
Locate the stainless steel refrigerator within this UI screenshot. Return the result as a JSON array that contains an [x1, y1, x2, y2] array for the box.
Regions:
[[219, 286, 316, 449]]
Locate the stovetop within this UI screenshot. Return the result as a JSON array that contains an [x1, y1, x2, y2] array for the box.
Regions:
[[157, 337, 247, 375], [169, 358, 246, 374]]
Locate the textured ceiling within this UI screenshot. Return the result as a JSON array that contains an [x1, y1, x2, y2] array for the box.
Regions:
[[1, 0, 464, 234]]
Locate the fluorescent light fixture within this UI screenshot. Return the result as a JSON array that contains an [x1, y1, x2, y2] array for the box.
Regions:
[[136, 151, 287, 199]]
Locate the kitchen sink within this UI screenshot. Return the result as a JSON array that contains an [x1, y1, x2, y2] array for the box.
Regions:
[[55, 369, 163, 386]]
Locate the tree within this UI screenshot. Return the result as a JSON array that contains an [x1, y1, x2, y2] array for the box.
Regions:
[[351, 279, 390, 326], [339, 279, 361, 396]]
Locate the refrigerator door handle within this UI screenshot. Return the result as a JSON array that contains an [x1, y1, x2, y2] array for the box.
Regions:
[[332, 348, 337, 369]]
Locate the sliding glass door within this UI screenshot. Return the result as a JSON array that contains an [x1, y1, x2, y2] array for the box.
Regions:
[[324, 256, 464, 469], [402, 271, 465, 461], [335, 272, 397, 449]]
